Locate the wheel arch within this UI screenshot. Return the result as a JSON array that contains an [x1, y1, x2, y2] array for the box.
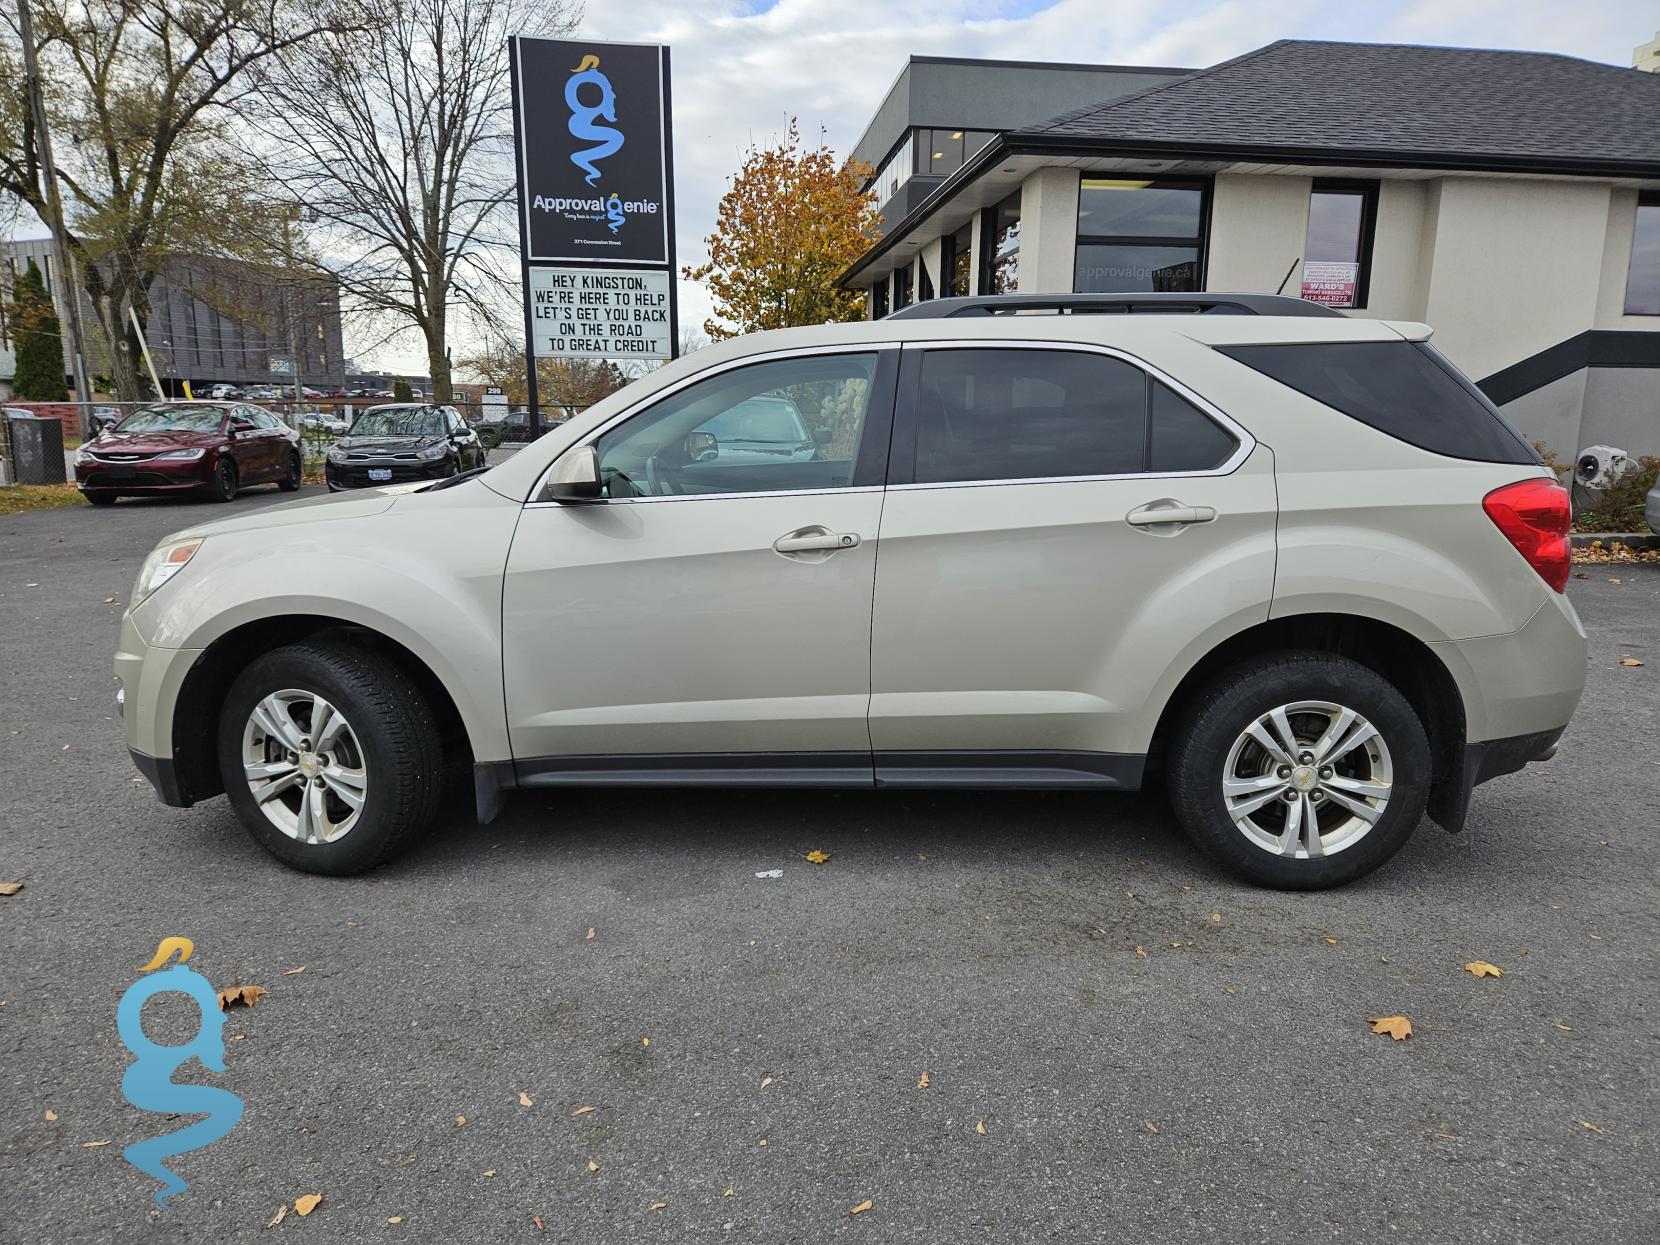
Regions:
[[1148, 611, 1468, 830]]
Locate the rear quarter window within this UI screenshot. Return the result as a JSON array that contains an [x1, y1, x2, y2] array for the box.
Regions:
[[1217, 340, 1538, 465]]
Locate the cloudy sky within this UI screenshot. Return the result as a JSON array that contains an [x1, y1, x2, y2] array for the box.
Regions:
[[585, 0, 1654, 345]]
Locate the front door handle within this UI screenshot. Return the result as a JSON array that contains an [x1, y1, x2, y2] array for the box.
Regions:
[[1126, 501, 1217, 527], [773, 527, 861, 554]]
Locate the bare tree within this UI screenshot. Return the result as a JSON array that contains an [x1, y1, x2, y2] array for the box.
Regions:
[[0, 0, 350, 398], [244, 0, 580, 402]]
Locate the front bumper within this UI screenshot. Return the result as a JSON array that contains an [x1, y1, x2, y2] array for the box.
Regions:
[[76, 454, 214, 493], [115, 608, 204, 804], [325, 457, 453, 490]]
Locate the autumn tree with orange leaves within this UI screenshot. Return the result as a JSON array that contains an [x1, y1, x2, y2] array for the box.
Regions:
[[685, 120, 881, 341]]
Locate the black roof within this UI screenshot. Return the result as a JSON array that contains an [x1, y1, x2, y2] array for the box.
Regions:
[[1020, 40, 1660, 171]]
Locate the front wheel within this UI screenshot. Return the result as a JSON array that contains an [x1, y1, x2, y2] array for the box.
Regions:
[[278, 450, 302, 491], [209, 459, 238, 502], [217, 641, 444, 874], [1166, 652, 1430, 889], [85, 491, 118, 506]]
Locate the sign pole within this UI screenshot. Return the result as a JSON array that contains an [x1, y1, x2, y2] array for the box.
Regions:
[[662, 46, 680, 361], [508, 37, 542, 439]]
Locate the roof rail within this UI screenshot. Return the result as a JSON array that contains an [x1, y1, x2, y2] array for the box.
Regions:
[[883, 292, 1342, 320]]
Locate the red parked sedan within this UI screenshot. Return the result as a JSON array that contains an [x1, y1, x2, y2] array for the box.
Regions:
[[73, 402, 302, 505]]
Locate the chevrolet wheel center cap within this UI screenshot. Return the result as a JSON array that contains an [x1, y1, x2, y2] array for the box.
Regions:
[[1292, 766, 1317, 790], [299, 753, 320, 776]]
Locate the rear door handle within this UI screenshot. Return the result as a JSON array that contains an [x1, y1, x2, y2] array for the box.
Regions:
[[773, 528, 861, 554], [1125, 502, 1217, 527]]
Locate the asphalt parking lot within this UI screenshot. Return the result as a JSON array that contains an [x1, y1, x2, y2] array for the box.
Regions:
[[0, 488, 1655, 1243]]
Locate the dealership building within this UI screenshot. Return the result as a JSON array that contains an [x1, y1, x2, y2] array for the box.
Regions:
[[842, 40, 1660, 457]]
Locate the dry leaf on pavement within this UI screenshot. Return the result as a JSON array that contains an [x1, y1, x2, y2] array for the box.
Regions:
[[483, 1170, 496, 1178], [44, 1109, 57, 1121], [588, 1161, 599, 1172], [1211, 913, 1222, 923], [804, 850, 831, 864], [1464, 961, 1504, 977], [294, 1193, 322, 1216], [759, 1077, 772, 1089], [217, 985, 267, 1011], [1324, 938, 1338, 945], [81, 1140, 110, 1148], [849, 1200, 873, 1215], [1134, 945, 1146, 958], [917, 1071, 929, 1088], [282, 966, 305, 975], [571, 1105, 594, 1117], [456, 1115, 466, 1126], [1618, 657, 1644, 667], [648, 1202, 667, 1212], [266, 1204, 288, 1228], [533, 1217, 545, 1231], [586, 927, 596, 940], [1579, 1120, 1605, 1134], [975, 1120, 987, 1135], [1368, 1015, 1413, 1040], [519, 1091, 534, 1108], [1144, 1121, 1160, 1134], [0, 882, 23, 896], [1431, 1130, 1458, 1142], [387, 1217, 402, 1224]]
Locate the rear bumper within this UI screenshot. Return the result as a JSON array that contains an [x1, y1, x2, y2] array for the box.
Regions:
[[1431, 593, 1587, 744]]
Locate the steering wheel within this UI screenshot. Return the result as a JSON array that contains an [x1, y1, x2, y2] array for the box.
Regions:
[[643, 455, 686, 496]]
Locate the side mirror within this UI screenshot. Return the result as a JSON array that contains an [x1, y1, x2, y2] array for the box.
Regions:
[[547, 444, 603, 503], [684, 430, 718, 462], [813, 427, 833, 446]]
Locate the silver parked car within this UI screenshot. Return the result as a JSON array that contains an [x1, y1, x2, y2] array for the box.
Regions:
[[1646, 472, 1660, 535], [115, 293, 1585, 888]]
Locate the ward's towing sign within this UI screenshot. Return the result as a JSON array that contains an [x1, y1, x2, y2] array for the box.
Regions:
[[530, 267, 672, 360]]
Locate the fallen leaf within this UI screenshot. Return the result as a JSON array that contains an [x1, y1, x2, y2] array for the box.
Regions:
[[1431, 1130, 1458, 1142], [267, 1204, 288, 1228], [754, 869, 783, 879], [44, 1109, 57, 1121], [588, 1161, 599, 1172], [571, 1105, 595, 1117], [1589, 934, 1602, 940], [1134, 945, 1147, 958], [804, 850, 831, 864], [231, 1034, 246, 1041], [1579, 1120, 1605, 1134], [456, 1115, 466, 1126], [217, 985, 267, 1011], [758, 1138, 767, 1146], [533, 1217, 545, 1231], [294, 1193, 322, 1217], [1169, 942, 1182, 949], [1464, 961, 1504, 978], [103, 596, 116, 603], [1324, 938, 1338, 945], [641, 1037, 650, 1047], [759, 1077, 772, 1089], [914, 852, 926, 861], [917, 1071, 930, 1089], [519, 1091, 534, 1108], [81, 1140, 110, 1148], [849, 1200, 873, 1216], [1211, 912, 1222, 923], [648, 1202, 666, 1212], [388, 1217, 402, 1225], [975, 1121, 987, 1136], [1618, 657, 1644, 667], [725, 1187, 734, 1197], [586, 927, 596, 940], [1224, 986, 1237, 995], [282, 966, 305, 976], [1556, 1024, 1573, 1031], [0, 882, 23, 897], [1368, 1015, 1413, 1040], [1609, 578, 1622, 585], [1144, 1121, 1160, 1134], [482, 1170, 496, 1178]]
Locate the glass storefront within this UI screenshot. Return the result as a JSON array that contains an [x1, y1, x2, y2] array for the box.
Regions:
[[1073, 178, 1206, 293]]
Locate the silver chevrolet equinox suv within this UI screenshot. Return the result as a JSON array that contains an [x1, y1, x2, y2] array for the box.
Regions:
[[117, 293, 1586, 889]]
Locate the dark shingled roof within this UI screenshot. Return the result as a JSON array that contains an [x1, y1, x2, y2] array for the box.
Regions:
[[1021, 39, 1660, 168]]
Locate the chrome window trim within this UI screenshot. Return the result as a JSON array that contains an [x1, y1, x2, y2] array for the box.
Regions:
[[526, 342, 902, 507], [894, 338, 1254, 488]]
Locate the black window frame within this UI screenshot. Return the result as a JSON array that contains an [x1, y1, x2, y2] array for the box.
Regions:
[[1072, 175, 1211, 295], [978, 190, 1022, 296], [1624, 190, 1660, 317], [886, 344, 1242, 487], [892, 263, 914, 311], [870, 276, 889, 321], [1304, 178, 1379, 310], [941, 221, 973, 299]]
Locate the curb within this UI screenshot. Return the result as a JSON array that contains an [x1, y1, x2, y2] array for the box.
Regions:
[[1570, 532, 1659, 549]]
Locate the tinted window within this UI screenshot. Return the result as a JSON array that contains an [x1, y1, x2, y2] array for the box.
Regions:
[[1626, 193, 1660, 316], [1077, 180, 1202, 238], [117, 406, 225, 433], [1219, 341, 1536, 464], [914, 349, 1145, 484], [1150, 381, 1237, 472], [595, 353, 877, 497], [1075, 243, 1200, 293]]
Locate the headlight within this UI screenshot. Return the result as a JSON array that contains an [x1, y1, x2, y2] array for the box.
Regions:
[[415, 443, 448, 461], [326, 445, 349, 463], [157, 448, 206, 461], [74, 447, 93, 464], [133, 538, 204, 603]]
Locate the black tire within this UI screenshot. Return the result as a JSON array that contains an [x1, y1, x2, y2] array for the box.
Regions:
[[1166, 651, 1430, 890], [85, 491, 118, 506], [217, 641, 444, 875], [209, 458, 238, 502], [278, 450, 302, 491]]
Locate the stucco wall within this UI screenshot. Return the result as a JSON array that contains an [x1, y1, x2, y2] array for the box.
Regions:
[[1205, 174, 1311, 295], [1364, 180, 1429, 321], [1496, 369, 1588, 458], [1017, 169, 1081, 294]]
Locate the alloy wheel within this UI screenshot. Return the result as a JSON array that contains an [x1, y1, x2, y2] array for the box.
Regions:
[[1221, 700, 1394, 859], [240, 689, 368, 843]]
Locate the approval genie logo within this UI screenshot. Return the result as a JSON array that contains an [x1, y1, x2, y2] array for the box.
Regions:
[[566, 53, 624, 185], [116, 937, 244, 1208]]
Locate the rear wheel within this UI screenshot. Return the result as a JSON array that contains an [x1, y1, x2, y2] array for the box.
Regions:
[[209, 459, 238, 502], [278, 450, 302, 491], [217, 642, 444, 874], [1166, 652, 1430, 889]]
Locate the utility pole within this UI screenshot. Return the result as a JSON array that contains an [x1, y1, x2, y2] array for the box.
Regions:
[[16, 0, 92, 413], [282, 206, 305, 409]]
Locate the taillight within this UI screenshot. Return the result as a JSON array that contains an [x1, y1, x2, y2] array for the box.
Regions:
[[1483, 477, 1571, 593]]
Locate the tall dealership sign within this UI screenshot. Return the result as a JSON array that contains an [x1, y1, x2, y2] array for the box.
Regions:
[[509, 37, 677, 431]]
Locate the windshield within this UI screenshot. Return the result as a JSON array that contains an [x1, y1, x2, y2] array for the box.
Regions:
[[115, 406, 225, 433], [348, 407, 445, 438], [700, 397, 808, 445]]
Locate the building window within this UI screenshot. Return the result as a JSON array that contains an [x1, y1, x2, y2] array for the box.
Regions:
[[915, 129, 996, 179], [870, 132, 914, 207], [979, 191, 1021, 295], [1625, 192, 1660, 316], [942, 221, 973, 298], [1301, 180, 1378, 309], [919, 255, 934, 301], [893, 263, 914, 311], [1073, 177, 1205, 293], [871, 278, 889, 320]]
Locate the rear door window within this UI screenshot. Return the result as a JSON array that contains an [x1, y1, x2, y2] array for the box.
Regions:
[[1217, 340, 1536, 464]]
